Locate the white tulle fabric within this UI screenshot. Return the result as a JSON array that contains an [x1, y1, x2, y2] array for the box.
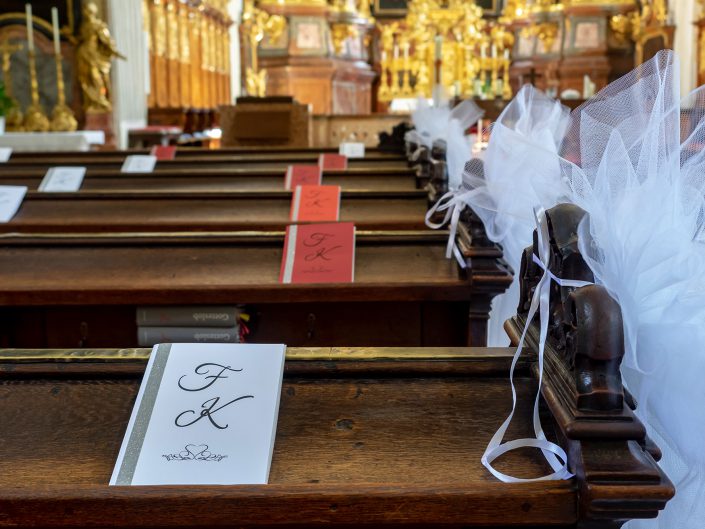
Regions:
[[461, 86, 570, 346], [555, 50, 705, 529], [406, 98, 483, 190]]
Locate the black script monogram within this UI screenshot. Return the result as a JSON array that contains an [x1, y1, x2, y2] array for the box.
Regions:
[[304, 189, 329, 209], [178, 363, 242, 392], [174, 362, 253, 430], [175, 395, 254, 429], [302, 232, 341, 262]]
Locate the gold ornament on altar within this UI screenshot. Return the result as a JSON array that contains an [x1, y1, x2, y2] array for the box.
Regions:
[[0, 40, 24, 131], [377, 0, 513, 102], [76, 2, 126, 113], [49, 7, 77, 132], [241, 0, 286, 97], [23, 4, 49, 132]]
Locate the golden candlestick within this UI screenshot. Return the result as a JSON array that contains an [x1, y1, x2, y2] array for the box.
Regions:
[[502, 56, 512, 100], [24, 49, 50, 132], [0, 40, 24, 131], [50, 52, 77, 131]]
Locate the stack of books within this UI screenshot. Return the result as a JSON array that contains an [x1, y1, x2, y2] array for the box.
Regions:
[[136, 306, 244, 346]]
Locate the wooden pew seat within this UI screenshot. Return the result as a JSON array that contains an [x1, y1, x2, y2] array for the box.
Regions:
[[0, 348, 575, 528], [0, 231, 510, 348], [2, 191, 429, 232]]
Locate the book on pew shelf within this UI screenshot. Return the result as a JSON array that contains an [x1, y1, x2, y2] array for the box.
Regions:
[[339, 142, 365, 159], [0, 185, 27, 222], [137, 306, 242, 327], [150, 145, 177, 160], [111, 343, 286, 485], [290, 185, 341, 222], [121, 154, 157, 173], [318, 153, 348, 170], [137, 325, 240, 346], [280, 222, 355, 284], [38, 166, 86, 192], [284, 164, 322, 190], [0, 147, 11, 162]]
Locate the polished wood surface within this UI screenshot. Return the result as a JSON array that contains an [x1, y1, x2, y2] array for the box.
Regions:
[[0, 231, 510, 348], [0, 348, 577, 528], [0, 172, 418, 192], [1, 191, 429, 232]]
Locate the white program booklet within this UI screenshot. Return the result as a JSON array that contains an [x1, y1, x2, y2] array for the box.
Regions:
[[339, 142, 365, 159], [0, 185, 27, 222], [121, 154, 157, 173], [38, 167, 86, 192], [0, 147, 12, 162], [110, 343, 286, 485]]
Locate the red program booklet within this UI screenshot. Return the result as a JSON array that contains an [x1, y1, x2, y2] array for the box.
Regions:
[[290, 185, 341, 222], [285, 165, 322, 190], [150, 145, 177, 160], [279, 222, 355, 284], [318, 153, 348, 171]]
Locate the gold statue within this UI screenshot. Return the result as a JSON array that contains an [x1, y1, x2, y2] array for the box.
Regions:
[[76, 2, 126, 112], [241, 0, 285, 97]]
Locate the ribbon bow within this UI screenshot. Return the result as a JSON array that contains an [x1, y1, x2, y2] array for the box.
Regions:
[[481, 207, 592, 482], [425, 190, 468, 269]]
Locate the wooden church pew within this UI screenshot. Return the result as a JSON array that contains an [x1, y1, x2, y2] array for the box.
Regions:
[[0, 169, 418, 192], [0, 229, 510, 349], [0, 212, 673, 528], [0, 190, 431, 232]]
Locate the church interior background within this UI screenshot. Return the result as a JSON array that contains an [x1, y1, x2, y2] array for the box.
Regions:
[[0, 0, 699, 149]]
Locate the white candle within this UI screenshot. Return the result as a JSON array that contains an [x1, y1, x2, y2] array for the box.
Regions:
[[403, 43, 409, 61], [51, 7, 61, 56], [393, 44, 399, 60], [25, 3, 34, 53], [481, 43, 486, 60], [504, 48, 510, 61], [491, 44, 497, 59], [434, 35, 442, 61]]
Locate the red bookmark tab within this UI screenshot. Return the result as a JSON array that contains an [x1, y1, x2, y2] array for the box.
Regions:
[[290, 185, 341, 222], [279, 222, 355, 284], [285, 165, 322, 190], [318, 153, 348, 171], [150, 145, 177, 160]]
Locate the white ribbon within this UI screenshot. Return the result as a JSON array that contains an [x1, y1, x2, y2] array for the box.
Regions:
[[481, 207, 592, 482], [425, 190, 467, 269]]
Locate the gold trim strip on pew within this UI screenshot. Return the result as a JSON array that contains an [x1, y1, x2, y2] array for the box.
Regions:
[[0, 347, 515, 363]]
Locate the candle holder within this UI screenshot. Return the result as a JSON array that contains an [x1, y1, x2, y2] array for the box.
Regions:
[[24, 50, 49, 132], [50, 52, 77, 131], [502, 57, 513, 100]]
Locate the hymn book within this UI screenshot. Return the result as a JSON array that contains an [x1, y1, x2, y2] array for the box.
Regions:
[[290, 185, 341, 222], [279, 222, 355, 284], [110, 343, 285, 485], [285, 165, 322, 190], [318, 153, 348, 170]]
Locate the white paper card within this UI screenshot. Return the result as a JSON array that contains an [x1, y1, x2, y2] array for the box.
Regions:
[[121, 154, 157, 173], [0, 147, 12, 162], [0, 185, 27, 222], [339, 142, 365, 159], [110, 343, 286, 486], [38, 167, 86, 192]]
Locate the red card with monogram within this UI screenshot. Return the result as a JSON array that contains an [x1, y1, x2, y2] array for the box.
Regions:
[[285, 165, 322, 190], [318, 153, 348, 171], [150, 145, 177, 160], [290, 185, 341, 222], [279, 222, 355, 284]]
